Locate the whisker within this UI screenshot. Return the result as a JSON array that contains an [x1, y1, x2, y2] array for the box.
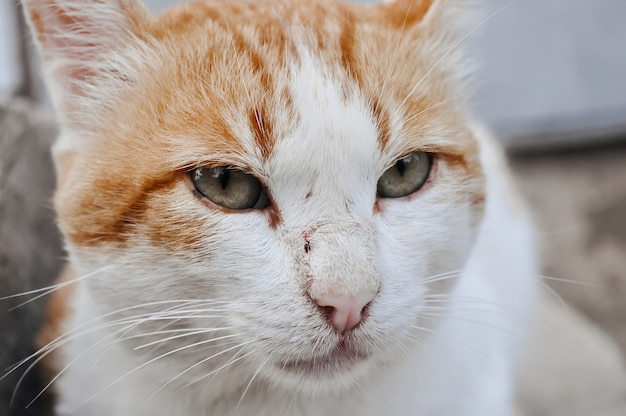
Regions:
[[22, 320, 149, 409], [94, 303, 230, 364], [133, 329, 237, 351], [146, 338, 249, 401], [3, 266, 111, 310], [16, 301, 220, 407], [0, 266, 109, 300], [423, 296, 497, 306], [402, 95, 464, 125], [234, 356, 270, 415], [410, 324, 505, 366], [69, 338, 255, 414], [178, 348, 255, 392], [5, 315, 146, 381], [14, 309, 203, 407], [540, 280, 572, 317], [192, 347, 247, 397], [541, 275, 600, 288], [283, 389, 299, 416], [421, 269, 465, 284], [3, 300, 212, 380], [418, 313, 513, 334]]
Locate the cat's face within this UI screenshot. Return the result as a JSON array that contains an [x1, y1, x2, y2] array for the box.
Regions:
[[26, 0, 484, 393]]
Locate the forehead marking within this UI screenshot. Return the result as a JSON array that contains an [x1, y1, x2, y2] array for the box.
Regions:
[[265, 48, 381, 220]]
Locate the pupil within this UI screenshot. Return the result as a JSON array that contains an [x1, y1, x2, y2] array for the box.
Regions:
[[396, 158, 407, 177], [218, 169, 230, 190]]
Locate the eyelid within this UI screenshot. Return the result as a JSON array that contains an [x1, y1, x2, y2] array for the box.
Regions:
[[386, 151, 435, 169], [188, 164, 267, 184]]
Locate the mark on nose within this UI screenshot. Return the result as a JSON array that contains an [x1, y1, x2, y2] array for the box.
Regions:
[[314, 291, 376, 334]]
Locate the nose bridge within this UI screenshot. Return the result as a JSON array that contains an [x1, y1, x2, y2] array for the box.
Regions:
[[306, 220, 380, 300]]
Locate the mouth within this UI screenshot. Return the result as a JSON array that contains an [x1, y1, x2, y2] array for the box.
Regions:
[[278, 341, 369, 377]]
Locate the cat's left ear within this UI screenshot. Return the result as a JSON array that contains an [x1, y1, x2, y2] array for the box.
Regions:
[[22, 0, 150, 134], [376, 0, 464, 32]]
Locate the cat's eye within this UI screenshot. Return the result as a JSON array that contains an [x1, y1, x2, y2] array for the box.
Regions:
[[190, 167, 269, 210], [377, 152, 432, 198]]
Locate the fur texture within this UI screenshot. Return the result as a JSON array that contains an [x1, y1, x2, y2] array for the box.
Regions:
[[22, 0, 538, 414]]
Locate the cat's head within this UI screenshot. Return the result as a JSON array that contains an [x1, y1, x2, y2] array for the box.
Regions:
[[25, 0, 485, 394]]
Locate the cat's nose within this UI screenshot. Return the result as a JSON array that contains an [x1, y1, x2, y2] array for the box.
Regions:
[[314, 291, 376, 334]]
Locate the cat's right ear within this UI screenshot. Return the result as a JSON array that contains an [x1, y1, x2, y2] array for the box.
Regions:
[[22, 0, 151, 135]]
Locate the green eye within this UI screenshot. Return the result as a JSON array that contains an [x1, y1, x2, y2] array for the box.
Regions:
[[190, 167, 269, 210], [377, 152, 432, 198]]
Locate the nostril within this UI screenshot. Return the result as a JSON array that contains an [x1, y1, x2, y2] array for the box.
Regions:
[[303, 233, 311, 254], [360, 299, 373, 319], [319, 304, 336, 321], [313, 291, 376, 334]]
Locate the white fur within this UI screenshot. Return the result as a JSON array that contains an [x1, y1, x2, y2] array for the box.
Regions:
[[48, 56, 537, 416], [23, 1, 538, 415]]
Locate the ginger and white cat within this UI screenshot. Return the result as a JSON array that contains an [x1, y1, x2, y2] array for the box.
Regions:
[[22, 0, 537, 414]]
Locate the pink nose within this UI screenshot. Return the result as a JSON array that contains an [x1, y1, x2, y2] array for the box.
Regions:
[[314, 291, 376, 334]]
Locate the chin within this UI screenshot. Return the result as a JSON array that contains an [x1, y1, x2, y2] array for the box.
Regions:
[[261, 346, 382, 396]]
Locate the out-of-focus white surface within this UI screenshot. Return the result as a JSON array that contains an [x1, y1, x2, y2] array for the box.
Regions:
[[0, 1, 21, 95]]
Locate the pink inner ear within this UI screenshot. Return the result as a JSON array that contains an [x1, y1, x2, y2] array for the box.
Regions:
[[28, 4, 100, 83], [29, 2, 84, 46], [22, 0, 147, 126]]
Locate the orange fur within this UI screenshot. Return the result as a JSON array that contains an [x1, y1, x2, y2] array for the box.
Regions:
[[32, 0, 482, 252]]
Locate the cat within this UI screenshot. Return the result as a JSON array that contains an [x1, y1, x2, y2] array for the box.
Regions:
[[20, 0, 538, 414]]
